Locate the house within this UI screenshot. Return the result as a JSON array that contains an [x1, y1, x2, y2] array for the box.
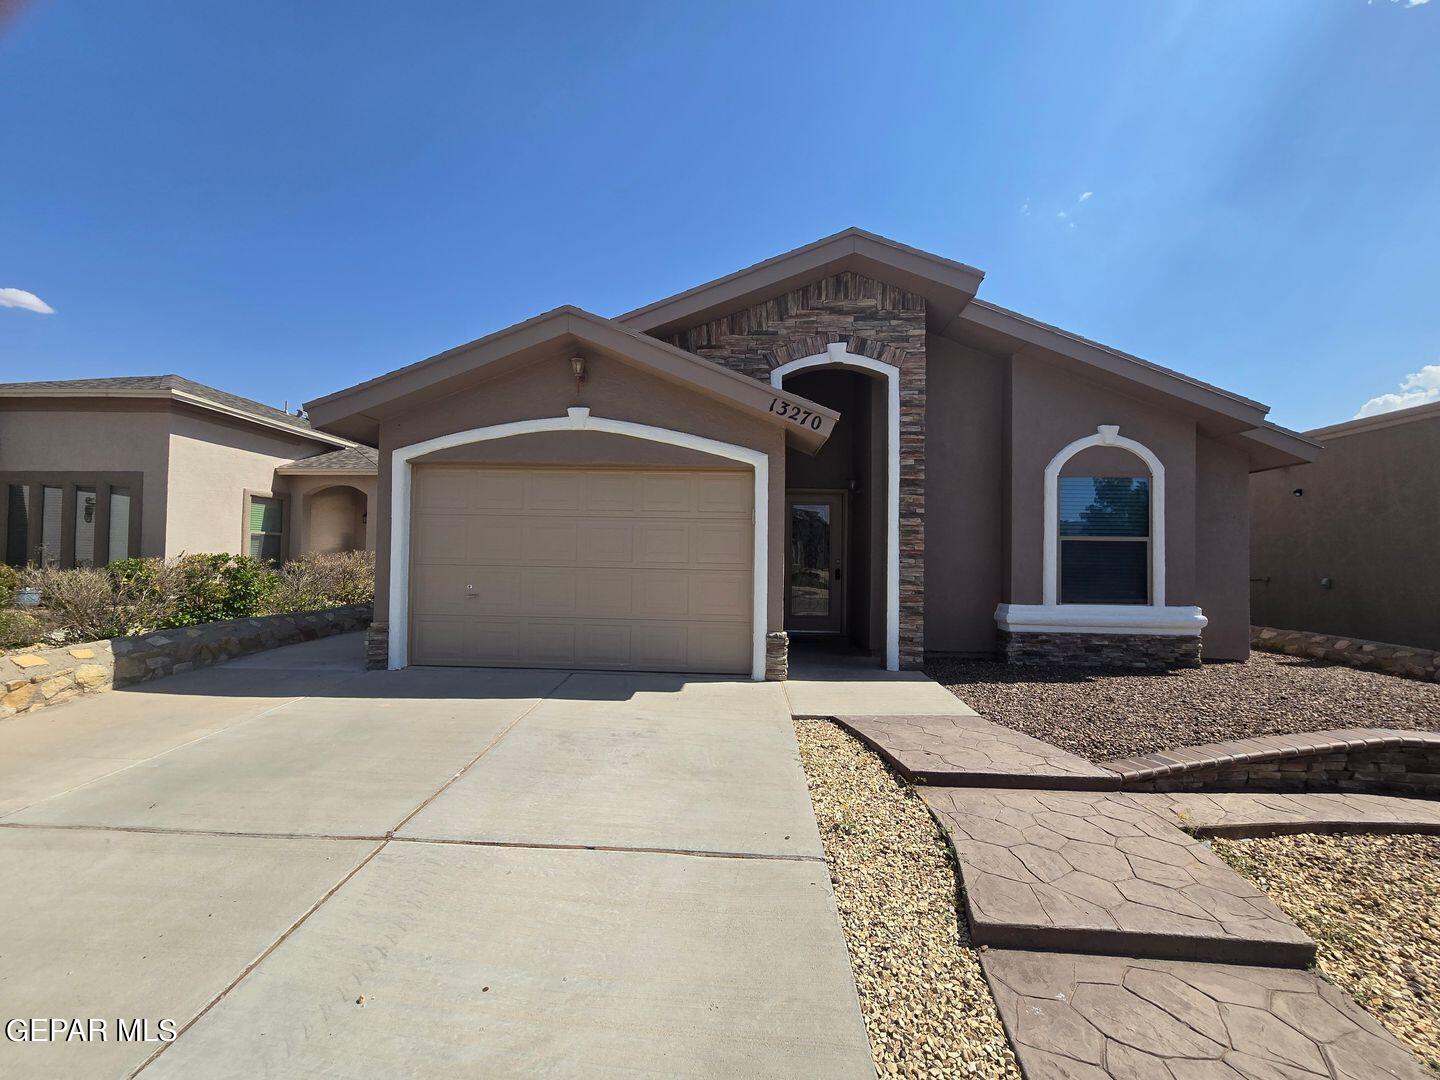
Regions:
[[1252, 399, 1440, 652], [0, 376, 378, 568], [303, 229, 1319, 678]]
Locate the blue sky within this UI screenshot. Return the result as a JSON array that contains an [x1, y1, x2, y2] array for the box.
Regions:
[[2, 0, 1436, 430]]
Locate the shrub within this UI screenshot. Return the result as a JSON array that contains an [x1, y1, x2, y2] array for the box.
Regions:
[[15, 550, 374, 644], [0, 608, 42, 649], [0, 563, 18, 608], [268, 551, 375, 614]]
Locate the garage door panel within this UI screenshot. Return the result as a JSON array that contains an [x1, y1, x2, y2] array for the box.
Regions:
[[692, 522, 749, 567], [469, 518, 525, 563], [578, 521, 635, 565], [413, 514, 467, 564], [691, 573, 751, 619], [636, 523, 689, 565], [696, 473, 751, 515], [524, 521, 579, 563], [524, 569, 579, 615], [411, 467, 752, 674]]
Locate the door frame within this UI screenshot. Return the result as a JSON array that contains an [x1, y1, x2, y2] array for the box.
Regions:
[[784, 488, 848, 636]]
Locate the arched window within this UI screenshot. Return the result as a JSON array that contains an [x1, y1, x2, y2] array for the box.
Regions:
[[1042, 425, 1167, 608]]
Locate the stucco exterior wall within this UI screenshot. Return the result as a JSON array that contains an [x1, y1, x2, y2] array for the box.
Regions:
[[1006, 352, 1199, 609], [1195, 435, 1251, 660], [1251, 411, 1440, 651], [0, 400, 172, 556], [165, 407, 330, 557], [924, 335, 1006, 655], [371, 351, 786, 632]]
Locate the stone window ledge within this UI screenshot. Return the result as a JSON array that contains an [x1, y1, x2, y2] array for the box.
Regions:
[[995, 603, 1207, 637]]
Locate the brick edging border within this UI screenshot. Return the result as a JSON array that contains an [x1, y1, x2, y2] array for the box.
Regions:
[[1252, 625, 1440, 683], [2, 603, 372, 718]]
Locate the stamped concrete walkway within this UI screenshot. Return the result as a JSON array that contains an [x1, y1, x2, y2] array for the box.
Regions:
[[1132, 789, 1440, 837], [920, 788, 1315, 965], [789, 662, 1433, 1077], [0, 634, 874, 1080], [982, 949, 1431, 1080]]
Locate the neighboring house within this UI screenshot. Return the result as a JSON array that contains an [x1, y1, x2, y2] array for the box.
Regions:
[[303, 228, 1319, 678], [0, 376, 378, 568], [1251, 399, 1440, 652]]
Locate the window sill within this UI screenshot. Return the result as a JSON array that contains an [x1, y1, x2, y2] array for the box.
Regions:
[[994, 603, 1208, 637]]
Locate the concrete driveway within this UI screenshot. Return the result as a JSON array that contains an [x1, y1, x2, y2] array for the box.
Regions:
[[0, 634, 873, 1079]]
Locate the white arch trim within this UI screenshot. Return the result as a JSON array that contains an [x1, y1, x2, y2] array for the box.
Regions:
[[995, 424, 1206, 637], [771, 343, 900, 671], [388, 407, 770, 680]]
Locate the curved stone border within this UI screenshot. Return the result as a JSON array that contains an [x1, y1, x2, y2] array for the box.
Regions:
[[1253, 625, 1440, 682], [1, 604, 371, 718], [1105, 728, 1440, 798], [1130, 791, 1440, 839]]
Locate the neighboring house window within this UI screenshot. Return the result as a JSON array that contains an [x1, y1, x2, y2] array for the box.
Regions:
[[74, 487, 97, 567], [108, 488, 131, 562], [1058, 476, 1150, 604], [248, 496, 284, 563], [40, 486, 63, 567], [5, 485, 28, 566]]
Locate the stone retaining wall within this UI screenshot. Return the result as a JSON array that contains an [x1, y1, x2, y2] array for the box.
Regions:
[[999, 630, 1202, 669], [1, 603, 371, 718], [1106, 728, 1440, 798], [1252, 625, 1440, 682]]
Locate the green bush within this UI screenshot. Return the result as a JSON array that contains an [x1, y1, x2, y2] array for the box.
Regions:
[[15, 550, 374, 644], [0, 608, 42, 649], [0, 563, 18, 608]]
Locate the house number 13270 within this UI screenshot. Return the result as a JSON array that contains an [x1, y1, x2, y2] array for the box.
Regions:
[[768, 398, 824, 430]]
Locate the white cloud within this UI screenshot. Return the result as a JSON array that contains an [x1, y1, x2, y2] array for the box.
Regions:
[[0, 288, 55, 314], [1056, 210, 1068, 219], [1355, 364, 1440, 418], [1021, 199, 1031, 216], [1079, 191, 1094, 202]]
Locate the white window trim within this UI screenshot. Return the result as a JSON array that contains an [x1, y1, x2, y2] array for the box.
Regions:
[[770, 343, 900, 671], [994, 424, 1207, 637], [388, 407, 770, 680]]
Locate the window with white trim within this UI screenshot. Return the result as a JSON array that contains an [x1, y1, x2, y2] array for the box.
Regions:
[[1058, 476, 1149, 604]]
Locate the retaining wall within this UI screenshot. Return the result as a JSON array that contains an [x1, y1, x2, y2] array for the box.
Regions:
[[1252, 625, 1440, 683], [1, 603, 371, 718]]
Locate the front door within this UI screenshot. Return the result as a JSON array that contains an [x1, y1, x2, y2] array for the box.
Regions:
[[785, 492, 845, 634]]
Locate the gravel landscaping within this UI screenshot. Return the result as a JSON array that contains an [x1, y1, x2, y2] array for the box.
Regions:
[[927, 651, 1440, 762], [794, 717, 1021, 1080], [1213, 832, 1440, 1074]]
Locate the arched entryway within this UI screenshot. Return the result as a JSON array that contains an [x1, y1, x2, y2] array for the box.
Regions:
[[304, 484, 369, 554], [771, 345, 899, 670]]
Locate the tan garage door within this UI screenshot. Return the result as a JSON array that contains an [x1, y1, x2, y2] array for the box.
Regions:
[[409, 466, 753, 673]]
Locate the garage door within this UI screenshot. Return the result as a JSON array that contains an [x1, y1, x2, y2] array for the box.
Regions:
[[409, 466, 753, 673]]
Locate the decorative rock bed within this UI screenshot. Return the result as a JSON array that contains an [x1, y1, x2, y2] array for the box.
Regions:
[[1, 603, 371, 718]]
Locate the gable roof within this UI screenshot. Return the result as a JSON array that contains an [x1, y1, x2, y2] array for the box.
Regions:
[[618, 227, 1319, 471], [0, 374, 356, 449], [304, 306, 840, 451], [274, 445, 379, 475], [618, 227, 985, 338]]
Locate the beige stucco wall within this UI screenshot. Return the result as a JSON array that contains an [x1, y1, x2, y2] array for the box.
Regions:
[[1251, 413, 1440, 651], [371, 351, 786, 635], [164, 407, 332, 558], [0, 400, 172, 556], [1195, 436, 1251, 660], [279, 474, 378, 555]]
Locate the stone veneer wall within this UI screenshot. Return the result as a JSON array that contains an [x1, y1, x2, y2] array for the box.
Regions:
[[1108, 729, 1440, 799], [661, 271, 928, 668], [1252, 625, 1440, 683], [764, 631, 788, 681], [1, 604, 372, 718], [998, 630, 1202, 669]]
